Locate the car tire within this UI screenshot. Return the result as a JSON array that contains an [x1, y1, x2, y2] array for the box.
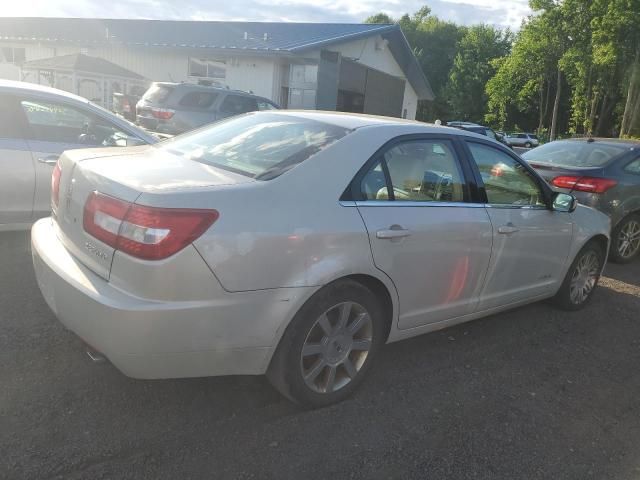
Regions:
[[267, 279, 386, 408], [553, 241, 604, 311], [609, 214, 640, 264], [524, 142, 532, 148]]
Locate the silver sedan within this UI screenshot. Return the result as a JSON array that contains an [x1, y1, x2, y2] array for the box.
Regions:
[[31, 111, 610, 407]]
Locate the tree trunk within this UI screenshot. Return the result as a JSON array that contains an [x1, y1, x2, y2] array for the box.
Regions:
[[628, 88, 640, 136], [588, 91, 599, 135], [595, 94, 608, 136], [550, 67, 562, 141], [621, 49, 640, 136], [537, 79, 545, 133], [584, 65, 593, 134], [543, 77, 551, 128]]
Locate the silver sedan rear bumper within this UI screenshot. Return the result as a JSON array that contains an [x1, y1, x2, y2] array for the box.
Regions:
[[31, 218, 312, 379]]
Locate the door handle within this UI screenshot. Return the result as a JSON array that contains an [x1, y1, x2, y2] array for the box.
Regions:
[[376, 226, 412, 240], [498, 224, 519, 234], [38, 155, 59, 165]]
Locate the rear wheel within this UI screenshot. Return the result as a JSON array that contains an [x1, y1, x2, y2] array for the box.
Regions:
[[610, 214, 640, 264], [267, 280, 385, 408], [553, 241, 603, 311]]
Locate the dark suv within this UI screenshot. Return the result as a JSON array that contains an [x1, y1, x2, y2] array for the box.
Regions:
[[447, 121, 511, 148], [136, 82, 280, 135]]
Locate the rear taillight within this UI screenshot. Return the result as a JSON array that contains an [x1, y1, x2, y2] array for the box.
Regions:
[[83, 192, 218, 260], [151, 107, 175, 120], [551, 176, 618, 194], [122, 98, 131, 113], [51, 160, 62, 208]]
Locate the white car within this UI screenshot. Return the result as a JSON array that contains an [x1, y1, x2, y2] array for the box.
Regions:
[[0, 80, 156, 231], [32, 112, 610, 407]]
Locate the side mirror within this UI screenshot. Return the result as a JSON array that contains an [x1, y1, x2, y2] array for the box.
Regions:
[[125, 136, 146, 147], [551, 192, 577, 213]]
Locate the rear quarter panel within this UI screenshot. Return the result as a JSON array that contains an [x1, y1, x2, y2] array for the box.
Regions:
[[135, 126, 418, 294]]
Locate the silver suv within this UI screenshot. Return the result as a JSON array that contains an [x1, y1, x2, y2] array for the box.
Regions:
[[136, 82, 280, 135], [506, 132, 540, 148]]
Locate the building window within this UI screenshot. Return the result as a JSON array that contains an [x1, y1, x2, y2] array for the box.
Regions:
[[188, 58, 226, 79], [289, 88, 316, 109], [0, 47, 25, 64], [290, 64, 318, 84]]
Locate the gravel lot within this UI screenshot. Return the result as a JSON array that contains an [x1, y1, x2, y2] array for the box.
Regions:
[[2, 230, 640, 480]]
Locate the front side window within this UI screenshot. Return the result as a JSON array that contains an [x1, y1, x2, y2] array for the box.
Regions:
[[360, 139, 465, 202], [467, 142, 546, 206], [160, 112, 350, 180], [20, 99, 137, 146]]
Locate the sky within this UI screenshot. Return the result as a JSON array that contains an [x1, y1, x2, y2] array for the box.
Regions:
[[1, 0, 532, 30]]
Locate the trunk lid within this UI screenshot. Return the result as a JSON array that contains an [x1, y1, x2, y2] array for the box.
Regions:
[[53, 146, 252, 279]]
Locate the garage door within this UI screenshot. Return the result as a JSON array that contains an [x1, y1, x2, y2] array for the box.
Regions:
[[337, 60, 405, 118]]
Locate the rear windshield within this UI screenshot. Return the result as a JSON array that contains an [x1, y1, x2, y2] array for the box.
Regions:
[[159, 113, 351, 180], [522, 140, 628, 167], [142, 84, 173, 104]]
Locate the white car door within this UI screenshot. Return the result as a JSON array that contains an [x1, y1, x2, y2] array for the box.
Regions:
[[354, 136, 493, 330], [18, 97, 141, 220], [464, 141, 574, 310], [0, 94, 34, 228]]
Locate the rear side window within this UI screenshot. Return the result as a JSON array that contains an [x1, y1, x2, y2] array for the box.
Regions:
[[257, 100, 278, 111], [160, 113, 350, 179], [625, 158, 640, 175], [360, 140, 465, 202], [178, 91, 218, 109], [142, 84, 173, 104], [220, 95, 258, 114]]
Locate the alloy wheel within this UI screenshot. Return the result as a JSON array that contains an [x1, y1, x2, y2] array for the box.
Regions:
[[300, 301, 373, 394], [569, 251, 600, 305], [617, 220, 640, 260]]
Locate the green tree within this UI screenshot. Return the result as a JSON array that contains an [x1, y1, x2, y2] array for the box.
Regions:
[[446, 25, 512, 123], [366, 6, 465, 121]]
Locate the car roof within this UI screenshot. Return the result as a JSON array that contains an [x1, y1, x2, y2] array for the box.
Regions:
[[559, 137, 640, 148], [257, 110, 493, 137], [154, 82, 264, 98], [0, 79, 91, 104]]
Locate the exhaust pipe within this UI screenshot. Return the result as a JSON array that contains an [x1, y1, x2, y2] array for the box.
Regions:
[[86, 347, 107, 363]]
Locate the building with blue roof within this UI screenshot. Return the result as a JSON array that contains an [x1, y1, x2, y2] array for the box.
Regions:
[[0, 17, 434, 119]]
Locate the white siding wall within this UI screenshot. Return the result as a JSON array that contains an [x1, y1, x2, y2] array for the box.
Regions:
[[325, 35, 420, 119], [0, 38, 418, 115], [1, 42, 278, 101]]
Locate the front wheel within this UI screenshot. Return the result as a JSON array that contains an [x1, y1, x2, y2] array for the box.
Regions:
[[553, 242, 604, 311], [267, 280, 385, 408], [610, 214, 640, 264], [524, 141, 533, 148]]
